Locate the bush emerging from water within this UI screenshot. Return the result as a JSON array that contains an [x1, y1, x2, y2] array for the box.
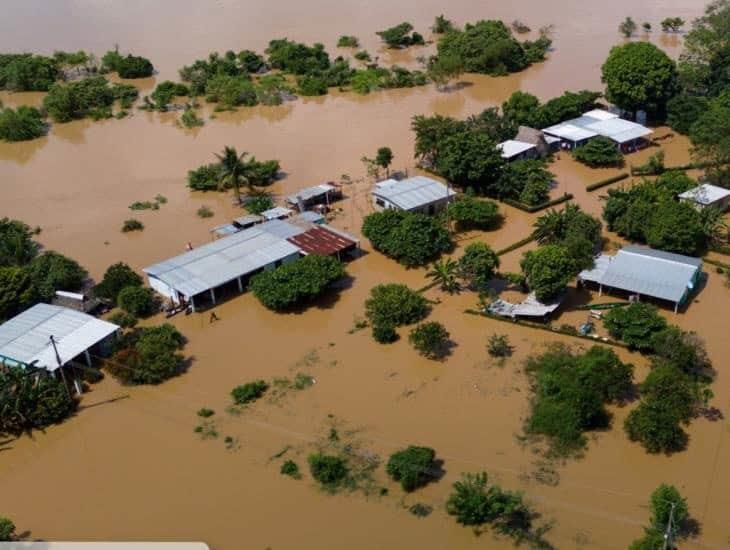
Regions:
[[603, 303, 667, 351], [337, 35, 360, 48], [573, 137, 624, 167], [107, 324, 185, 385], [94, 262, 143, 305], [231, 380, 269, 404], [386, 445, 437, 491], [245, 194, 274, 215], [102, 49, 154, 78], [250, 255, 345, 311], [108, 310, 138, 328], [364, 283, 429, 343], [409, 322, 450, 359], [447, 195, 500, 230], [0, 105, 47, 142], [362, 209, 451, 268], [376, 22, 425, 48], [308, 453, 349, 488], [487, 334, 512, 358], [117, 285, 158, 317], [0, 366, 78, 437], [458, 242, 500, 289], [525, 344, 633, 455], [43, 76, 138, 122], [0, 53, 59, 92], [630, 484, 689, 549], [121, 219, 144, 232], [0, 516, 16, 541], [280, 459, 301, 479]]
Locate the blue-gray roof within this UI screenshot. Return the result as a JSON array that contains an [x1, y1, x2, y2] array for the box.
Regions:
[[579, 245, 701, 303], [373, 176, 455, 211]]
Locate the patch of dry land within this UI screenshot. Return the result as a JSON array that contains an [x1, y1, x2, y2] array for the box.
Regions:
[[1, 1, 729, 549]]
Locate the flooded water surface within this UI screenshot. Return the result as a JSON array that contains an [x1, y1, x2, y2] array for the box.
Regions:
[[2, 1, 729, 549]]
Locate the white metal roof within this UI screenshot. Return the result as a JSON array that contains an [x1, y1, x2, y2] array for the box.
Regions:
[[543, 122, 598, 142], [583, 117, 652, 144], [678, 184, 730, 205], [261, 206, 293, 220], [373, 176, 455, 211], [583, 109, 619, 121], [498, 139, 536, 159], [143, 226, 301, 297], [0, 304, 119, 371], [579, 246, 701, 303], [286, 183, 335, 205], [257, 219, 307, 239]]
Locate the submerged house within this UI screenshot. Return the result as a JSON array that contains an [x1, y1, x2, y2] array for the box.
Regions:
[[372, 176, 455, 215], [0, 304, 119, 389], [578, 245, 702, 312], [286, 183, 341, 211], [498, 127, 560, 162], [543, 109, 652, 152], [678, 183, 730, 212]]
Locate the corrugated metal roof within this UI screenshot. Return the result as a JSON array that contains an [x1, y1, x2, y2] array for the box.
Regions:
[[143, 227, 302, 297], [498, 140, 536, 159], [544, 110, 651, 144], [0, 304, 119, 371], [286, 183, 335, 205], [583, 109, 619, 121], [679, 184, 730, 205], [233, 214, 264, 227], [579, 246, 701, 303], [261, 206, 293, 220], [373, 176, 455, 211], [258, 219, 307, 239], [294, 211, 325, 224], [287, 225, 357, 256], [543, 122, 598, 142]]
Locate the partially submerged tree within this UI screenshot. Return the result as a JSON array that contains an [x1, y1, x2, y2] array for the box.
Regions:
[[107, 324, 185, 385], [0, 105, 47, 142], [409, 321, 450, 359], [386, 446, 438, 491], [520, 245, 577, 302], [364, 283, 428, 343], [458, 242, 499, 288], [426, 259, 460, 293], [618, 16, 637, 38], [573, 137, 623, 167], [376, 22, 425, 48], [95, 262, 143, 305]]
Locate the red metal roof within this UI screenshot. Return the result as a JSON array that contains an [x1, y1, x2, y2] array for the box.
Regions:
[[287, 226, 357, 256]]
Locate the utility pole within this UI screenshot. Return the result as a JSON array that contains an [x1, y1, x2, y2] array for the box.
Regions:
[[662, 502, 676, 550], [49, 335, 72, 399]]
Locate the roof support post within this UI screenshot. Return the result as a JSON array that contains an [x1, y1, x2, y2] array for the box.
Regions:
[[674, 302, 679, 314], [210, 288, 216, 305], [84, 350, 92, 368], [598, 284, 602, 297], [190, 295, 196, 313], [237, 277, 243, 293]]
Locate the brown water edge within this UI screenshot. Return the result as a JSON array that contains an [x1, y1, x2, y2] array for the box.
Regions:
[[2, 1, 729, 549]]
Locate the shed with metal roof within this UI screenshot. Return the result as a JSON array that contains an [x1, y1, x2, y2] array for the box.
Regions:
[[497, 139, 537, 161], [678, 183, 730, 212], [372, 176, 455, 214], [0, 303, 119, 372], [578, 245, 702, 312]]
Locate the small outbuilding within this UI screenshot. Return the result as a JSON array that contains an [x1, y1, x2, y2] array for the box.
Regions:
[[286, 183, 341, 211], [515, 126, 560, 155], [287, 225, 359, 260], [372, 176, 455, 214], [0, 303, 119, 374], [497, 139, 537, 161], [578, 245, 702, 312], [543, 109, 652, 151], [678, 183, 730, 212], [261, 206, 293, 221]]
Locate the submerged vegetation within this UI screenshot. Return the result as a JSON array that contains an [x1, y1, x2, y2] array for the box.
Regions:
[[106, 324, 186, 385]]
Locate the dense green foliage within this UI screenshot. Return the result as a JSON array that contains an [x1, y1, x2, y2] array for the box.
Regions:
[[337, 35, 359, 48], [630, 484, 689, 549], [108, 324, 185, 385], [447, 195, 500, 230], [435, 131, 504, 191], [250, 255, 345, 311], [117, 286, 158, 317], [532, 204, 602, 270], [603, 303, 668, 350], [409, 321, 450, 359], [496, 159, 554, 205], [435, 20, 548, 75], [525, 345, 633, 454], [364, 283, 429, 343], [0, 105, 46, 142], [0, 516, 15, 541], [280, 459, 300, 478], [520, 244, 579, 301], [308, 453, 349, 487], [602, 42, 678, 116], [386, 446, 437, 491], [0, 218, 39, 268], [187, 155, 280, 192], [432, 15, 455, 34], [94, 262, 143, 305], [457, 242, 500, 288], [245, 194, 274, 214], [572, 137, 623, 167], [0, 53, 59, 91], [179, 50, 265, 96], [602, 172, 710, 255], [231, 380, 269, 404], [101, 50, 154, 78], [25, 251, 87, 302], [501, 89, 602, 129], [107, 310, 138, 329], [446, 472, 531, 536], [688, 92, 730, 184], [148, 81, 189, 110], [0, 366, 78, 436], [666, 94, 709, 134], [362, 209, 452, 267], [0, 267, 36, 321], [376, 22, 425, 48], [624, 364, 698, 453], [43, 76, 138, 122]]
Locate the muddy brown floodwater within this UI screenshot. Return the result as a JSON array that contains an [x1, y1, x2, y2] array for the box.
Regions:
[[2, 1, 730, 549]]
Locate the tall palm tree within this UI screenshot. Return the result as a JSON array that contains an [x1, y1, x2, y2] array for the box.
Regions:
[[215, 146, 249, 204], [427, 258, 460, 293]]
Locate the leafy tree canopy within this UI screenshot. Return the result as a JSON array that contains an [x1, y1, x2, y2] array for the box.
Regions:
[[409, 321, 450, 359], [386, 446, 437, 491], [520, 244, 578, 302], [95, 262, 143, 304], [101, 50, 154, 79], [364, 283, 428, 342], [447, 195, 500, 230], [0, 53, 60, 91], [107, 324, 185, 385], [458, 242, 499, 288], [0, 105, 47, 142], [573, 136, 623, 167], [376, 22, 425, 48], [603, 303, 667, 350]]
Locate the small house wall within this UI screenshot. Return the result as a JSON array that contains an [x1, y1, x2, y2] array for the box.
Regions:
[[148, 275, 180, 304]]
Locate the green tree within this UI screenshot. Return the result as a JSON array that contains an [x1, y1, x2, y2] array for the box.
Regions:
[[520, 245, 576, 301], [215, 146, 249, 204], [375, 146, 394, 176], [458, 242, 499, 288], [431, 15, 455, 34], [0, 54, 59, 91], [0, 516, 15, 541], [487, 334, 512, 357], [0, 105, 47, 142], [102, 50, 154, 78], [117, 286, 158, 317], [435, 131, 504, 192], [689, 92, 730, 185], [43, 76, 133, 122], [646, 200, 705, 255], [337, 35, 359, 48], [603, 303, 667, 350], [446, 472, 531, 535], [0, 217, 40, 267], [501, 90, 541, 127], [618, 16, 637, 38], [409, 321, 450, 359], [244, 194, 274, 215], [573, 137, 623, 167], [0, 266, 37, 321], [427, 54, 464, 91], [447, 195, 500, 230], [107, 324, 185, 385], [231, 380, 268, 404], [94, 262, 143, 304], [364, 283, 429, 343], [601, 42, 678, 116], [386, 446, 437, 491], [250, 255, 345, 311], [26, 251, 87, 301], [376, 22, 424, 48], [308, 453, 349, 487], [426, 259, 460, 293], [149, 81, 189, 110], [631, 484, 689, 549], [205, 74, 258, 108], [0, 366, 77, 436], [666, 94, 709, 134], [661, 17, 685, 33], [533, 204, 602, 248], [362, 209, 452, 267], [495, 158, 554, 204], [411, 113, 466, 165]]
